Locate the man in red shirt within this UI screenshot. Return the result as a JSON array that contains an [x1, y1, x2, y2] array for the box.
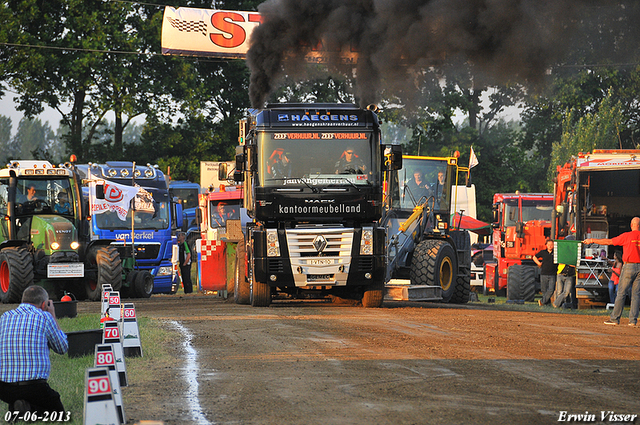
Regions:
[[584, 216, 640, 326]]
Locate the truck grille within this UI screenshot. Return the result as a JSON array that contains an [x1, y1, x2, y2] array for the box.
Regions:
[[285, 227, 354, 259]]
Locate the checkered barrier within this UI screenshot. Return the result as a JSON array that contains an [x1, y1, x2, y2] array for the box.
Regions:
[[198, 239, 227, 292], [166, 16, 207, 36]]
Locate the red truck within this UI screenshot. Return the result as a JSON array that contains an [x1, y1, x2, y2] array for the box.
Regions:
[[551, 149, 640, 304], [483, 192, 554, 300]]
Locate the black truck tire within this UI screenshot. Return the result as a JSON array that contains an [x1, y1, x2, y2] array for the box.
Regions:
[[362, 282, 384, 308], [507, 264, 536, 302], [250, 263, 271, 307], [234, 241, 250, 304], [0, 247, 34, 303], [410, 239, 457, 302], [133, 270, 154, 298], [86, 246, 122, 301]]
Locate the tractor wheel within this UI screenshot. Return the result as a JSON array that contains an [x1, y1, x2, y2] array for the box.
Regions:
[[410, 239, 457, 302], [0, 247, 34, 303], [133, 270, 154, 298], [450, 270, 471, 304], [362, 282, 384, 308], [507, 264, 535, 301], [86, 246, 122, 301], [122, 270, 139, 298], [234, 240, 250, 304]]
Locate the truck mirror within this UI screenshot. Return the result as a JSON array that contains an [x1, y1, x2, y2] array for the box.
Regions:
[[382, 145, 403, 171], [235, 146, 245, 172], [515, 221, 525, 238], [95, 184, 105, 200], [196, 207, 203, 225], [218, 163, 227, 181]]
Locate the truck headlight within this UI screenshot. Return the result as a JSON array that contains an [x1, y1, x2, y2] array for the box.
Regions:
[[50, 242, 60, 250], [266, 230, 280, 257], [70, 241, 80, 250], [158, 266, 172, 276], [360, 227, 373, 255]]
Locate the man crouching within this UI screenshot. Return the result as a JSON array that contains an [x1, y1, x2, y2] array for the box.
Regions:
[[0, 285, 69, 416]]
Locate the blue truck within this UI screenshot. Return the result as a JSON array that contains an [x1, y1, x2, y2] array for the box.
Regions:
[[169, 180, 200, 232], [78, 162, 182, 297]]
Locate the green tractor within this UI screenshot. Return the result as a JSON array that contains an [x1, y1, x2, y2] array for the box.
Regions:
[[0, 160, 122, 303]]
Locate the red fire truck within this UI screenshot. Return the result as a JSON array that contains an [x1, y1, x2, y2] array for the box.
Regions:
[[483, 192, 554, 300]]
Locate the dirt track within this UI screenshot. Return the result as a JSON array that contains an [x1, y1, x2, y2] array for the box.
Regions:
[[72, 294, 640, 425]]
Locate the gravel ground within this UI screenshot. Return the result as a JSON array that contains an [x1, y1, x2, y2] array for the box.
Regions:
[[76, 294, 640, 425]]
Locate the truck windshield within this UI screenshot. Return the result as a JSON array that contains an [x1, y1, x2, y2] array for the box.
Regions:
[[504, 199, 553, 226], [209, 200, 241, 228], [257, 131, 377, 187], [170, 188, 199, 210], [395, 158, 449, 211], [0, 178, 74, 216]]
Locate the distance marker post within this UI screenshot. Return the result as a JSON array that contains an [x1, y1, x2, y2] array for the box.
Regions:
[[94, 344, 125, 424], [101, 284, 112, 317], [122, 303, 142, 357], [107, 291, 122, 322], [102, 321, 127, 387], [83, 367, 119, 425]]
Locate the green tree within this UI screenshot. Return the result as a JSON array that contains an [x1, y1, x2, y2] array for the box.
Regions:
[[547, 92, 623, 187], [0, 115, 13, 164], [11, 117, 60, 162]]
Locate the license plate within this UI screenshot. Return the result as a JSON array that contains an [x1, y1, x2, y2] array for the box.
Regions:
[[308, 259, 333, 265], [307, 274, 334, 282], [48, 263, 84, 278]]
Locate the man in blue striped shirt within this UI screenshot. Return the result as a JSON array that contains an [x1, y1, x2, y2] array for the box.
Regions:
[[0, 285, 68, 414]]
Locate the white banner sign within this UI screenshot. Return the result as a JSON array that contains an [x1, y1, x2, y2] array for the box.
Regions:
[[161, 6, 262, 58], [90, 180, 139, 221]]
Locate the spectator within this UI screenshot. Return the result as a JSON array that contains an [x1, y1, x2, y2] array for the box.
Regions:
[[0, 285, 68, 415], [177, 232, 193, 294], [585, 216, 640, 326], [608, 250, 623, 305], [553, 264, 576, 308], [533, 238, 558, 306]]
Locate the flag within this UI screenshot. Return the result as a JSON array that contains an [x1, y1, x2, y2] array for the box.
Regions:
[[469, 146, 479, 169], [89, 180, 139, 221]]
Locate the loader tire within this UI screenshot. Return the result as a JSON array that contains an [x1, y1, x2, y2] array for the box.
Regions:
[[86, 246, 122, 301], [133, 270, 154, 298], [234, 241, 250, 304], [0, 247, 34, 303], [410, 239, 457, 303], [362, 282, 384, 308], [450, 270, 471, 304], [507, 264, 536, 302]]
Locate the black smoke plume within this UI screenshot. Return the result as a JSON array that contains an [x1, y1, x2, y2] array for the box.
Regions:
[[247, 0, 637, 109]]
